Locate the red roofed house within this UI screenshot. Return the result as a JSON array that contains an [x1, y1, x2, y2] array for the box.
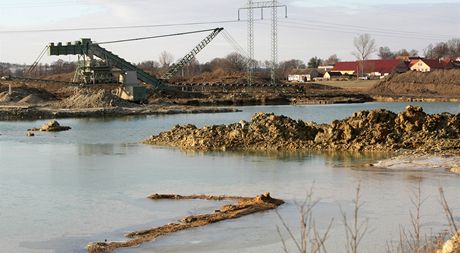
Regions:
[[409, 59, 445, 72], [331, 59, 406, 78]]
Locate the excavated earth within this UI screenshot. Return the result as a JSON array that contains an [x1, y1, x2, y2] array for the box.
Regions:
[[144, 106, 460, 154], [369, 70, 460, 102]]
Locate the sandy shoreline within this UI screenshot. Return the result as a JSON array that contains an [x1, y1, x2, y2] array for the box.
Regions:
[[372, 154, 460, 174]]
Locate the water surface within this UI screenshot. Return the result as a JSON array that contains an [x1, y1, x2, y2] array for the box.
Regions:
[[0, 102, 459, 253]]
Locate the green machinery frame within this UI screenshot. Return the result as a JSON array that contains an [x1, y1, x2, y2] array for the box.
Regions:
[[48, 28, 224, 88]]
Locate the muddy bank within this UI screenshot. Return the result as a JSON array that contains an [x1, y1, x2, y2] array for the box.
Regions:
[[144, 106, 460, 154], [372, 95, 460, 103], [86, 193, 283, 253], [369, 70, 460, 99], [158, 82, 373, 106], [1, 80, 372, 110], [0, 105, 239, 120]]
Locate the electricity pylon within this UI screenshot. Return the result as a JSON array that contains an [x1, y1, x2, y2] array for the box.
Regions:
[[239, 0, 287, 85]]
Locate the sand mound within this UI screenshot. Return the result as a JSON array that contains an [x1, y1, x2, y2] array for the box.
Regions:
[[0, 92, 11, 103], [57, 88, 137, 108], [18, 94, 46, 104], [370, 69, 460, 97]]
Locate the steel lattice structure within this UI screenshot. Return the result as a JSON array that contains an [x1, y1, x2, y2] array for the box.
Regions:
[[239, 1, 287, 85]]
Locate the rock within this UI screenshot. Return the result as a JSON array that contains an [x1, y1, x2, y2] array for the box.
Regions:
[[29, 120, 71, 132], [26, 132, 34, 137], [181, 216, 198, 223], [438, 230, 460, 253]]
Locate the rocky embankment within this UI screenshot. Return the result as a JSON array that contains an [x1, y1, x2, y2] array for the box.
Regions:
[[144, 106, 460, 154]]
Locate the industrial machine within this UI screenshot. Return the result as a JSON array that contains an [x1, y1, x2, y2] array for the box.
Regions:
[[47, 28, 224, 101]]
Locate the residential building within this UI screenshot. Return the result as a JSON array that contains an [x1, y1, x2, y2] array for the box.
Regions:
[[409, 59, 444, 72], [287, 68, 324, 83], [323, 71, 345, 81]]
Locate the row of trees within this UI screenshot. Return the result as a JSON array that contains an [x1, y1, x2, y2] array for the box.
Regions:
[[3, 36, 458, 80], [0, 60, 77, 78], [355, 34, 460, 61]]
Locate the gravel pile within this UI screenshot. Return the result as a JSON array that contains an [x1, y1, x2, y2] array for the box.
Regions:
[[57, 88, 137, 108]]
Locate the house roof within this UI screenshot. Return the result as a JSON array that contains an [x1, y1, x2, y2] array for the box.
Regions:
[[332, 59, 403, 74], [420, 59, 445, 69], [326, 71, 343, 77]]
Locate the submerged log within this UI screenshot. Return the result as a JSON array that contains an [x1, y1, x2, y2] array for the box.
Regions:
[[86, 192, 284, 253]]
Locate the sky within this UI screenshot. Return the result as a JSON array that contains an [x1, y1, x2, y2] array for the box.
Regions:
[[0, 0, 459, 65]]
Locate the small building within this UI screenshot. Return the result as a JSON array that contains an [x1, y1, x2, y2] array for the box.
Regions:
[[287, 68, 324, 83], [323, 71, 344, 81], [409, 59, 444, 72]]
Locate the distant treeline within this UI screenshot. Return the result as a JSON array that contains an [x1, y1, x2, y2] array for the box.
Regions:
[[2, 38, 459, 80]]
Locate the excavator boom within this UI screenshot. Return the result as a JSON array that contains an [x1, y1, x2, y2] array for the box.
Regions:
[[160, 28, 223, 80]]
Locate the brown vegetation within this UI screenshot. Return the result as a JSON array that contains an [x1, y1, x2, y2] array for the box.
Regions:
[[86, 193, 284, 253], [369, 70, 460, 98]]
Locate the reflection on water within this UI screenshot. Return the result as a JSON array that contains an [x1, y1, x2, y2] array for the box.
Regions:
[[0, 102, 459, 253], [78, 144, 130, 156]]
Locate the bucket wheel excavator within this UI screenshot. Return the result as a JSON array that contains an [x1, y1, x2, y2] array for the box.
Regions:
[[47, 28, 223, 101]]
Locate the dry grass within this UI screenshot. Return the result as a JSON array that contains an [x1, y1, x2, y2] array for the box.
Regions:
[[318, 80, 379, 92], [276, 187, 333, 253], [279, 183, 458, 253]]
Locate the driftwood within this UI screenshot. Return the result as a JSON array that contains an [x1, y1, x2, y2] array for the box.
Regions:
[[87, 192, 284, 253]]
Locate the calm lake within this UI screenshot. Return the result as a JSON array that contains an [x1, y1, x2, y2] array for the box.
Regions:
[[1, 102, 459, 253]]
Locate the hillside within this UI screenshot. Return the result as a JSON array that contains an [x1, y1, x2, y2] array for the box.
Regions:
[[369, 69, 460, 98]]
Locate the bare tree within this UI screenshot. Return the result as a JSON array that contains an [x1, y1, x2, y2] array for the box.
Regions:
[[323, 54, 340, 66], [159, 51, 174, 68], [276, 187, 333, 253], [378, 47, 395, 59], [352, 34, 376, 78], [352, 34, 377, 61], [341, 184, 368, 253], [225, 52, 249, 72]]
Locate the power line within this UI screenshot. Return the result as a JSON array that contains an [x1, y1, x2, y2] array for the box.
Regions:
[[272, 20, 455, 41], [0, 0, 149, 9], [287, 18, 455, 39], [98, 28, 219, 45], [0, 20, 240, 34]]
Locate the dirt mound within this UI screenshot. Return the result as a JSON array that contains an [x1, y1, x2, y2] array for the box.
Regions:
[[0, 92, 11, 103], [18, 94, 46, 104], [370, 69, 460, 97], [57, 88, 137, 108], [28, 120, 71, 132], [144, 106, 460, 154], [0, 84, 57, 104]]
